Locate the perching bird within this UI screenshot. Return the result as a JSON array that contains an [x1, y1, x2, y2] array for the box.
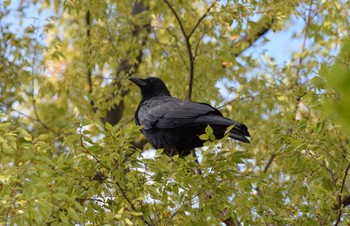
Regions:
[[129, 77, 250, 157]]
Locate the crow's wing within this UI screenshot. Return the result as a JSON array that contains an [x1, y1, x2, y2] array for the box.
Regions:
[[136, 96, 236, 130]]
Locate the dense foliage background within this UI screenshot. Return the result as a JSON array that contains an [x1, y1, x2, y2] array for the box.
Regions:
[[1, 0, 350, 225]]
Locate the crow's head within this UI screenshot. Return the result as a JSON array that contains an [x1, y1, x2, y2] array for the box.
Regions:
[[129, 77, 171, 101]]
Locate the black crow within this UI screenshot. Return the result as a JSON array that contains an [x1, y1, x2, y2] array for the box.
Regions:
[[129, 77, 250, 157]]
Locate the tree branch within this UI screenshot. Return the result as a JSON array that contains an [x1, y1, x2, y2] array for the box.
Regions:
[[32, 104, 59, 135], [78, 125, 151, 225], [2, 104, 58, 135], [232, 15, 274, 57], [116, 182, 153, 226], [163, 3, 276, 226], [163, 0, 195, 100], [29, 45, 59, 136], [263, 154, 276, 174], [188, 0, 218, 39], [334, 162, 350, 226], [78, 126, 108, 169], [294, 0, 314, 85], [299, 0, 313, 65], [101, 1, 150, 127], [86, 10, 93, 95], [86, 9, 98, 115], [164, 0, 217, 100], [163, 0, 188, 41]]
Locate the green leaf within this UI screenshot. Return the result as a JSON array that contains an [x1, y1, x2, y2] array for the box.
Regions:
[[105, 122, 114, 133], [129, 211, 143, 216], [309, 76, 327, 89], [172, 155, 179, 161], [37, 134, 49, 141], [40, 156, 55, 166], [74, 201, 84, 212], [199, 134, 208, 141], [16, 127, 32, 141], [67, 207, 80, 222], [205, 125, 213, 135], [316, 121, 325, 133], [225, 125, 235, 135], [125, 218, 133, 225]]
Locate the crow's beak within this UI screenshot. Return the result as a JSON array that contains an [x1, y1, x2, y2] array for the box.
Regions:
[[128, 77, 147, 87]]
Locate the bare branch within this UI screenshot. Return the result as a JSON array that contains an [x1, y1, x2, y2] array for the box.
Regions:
[[188, 0, 218, 39], [334, 162, 350, 226], [340, 163, 350, 200], [101, 1, 150, 126], [330, 119, 348, 157], [163, 0, 195, 100], [263, 154, 276, 174], [164, 0, 216, 100], [86, 10, 93, 95], [31, 100, 59, 135], [3, 104, 58, 135], [193, 28, 208, 60], [298, 0, 314, 68], [29, 46, 59, 136], [163, 0, 189, 41], [232, 15, 274, 57], [116, 182, 153, 226], [165, 27, 188, 66], [78, 126, 109, 169], [285, 0, 314, 88]]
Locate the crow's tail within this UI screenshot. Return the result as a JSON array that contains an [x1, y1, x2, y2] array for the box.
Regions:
[[229, 123, 250, 143]]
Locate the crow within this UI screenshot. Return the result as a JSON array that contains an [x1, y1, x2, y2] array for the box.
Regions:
[[129, 77, 250, 157]]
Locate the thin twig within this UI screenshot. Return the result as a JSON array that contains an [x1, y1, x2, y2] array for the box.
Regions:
[[307, 150, 338, 191], [29, 39, 59, 136], [163, 0, 194, 100], [339, 163, 350, 199], [115, 182, 135, 210], [78, 126, 109, 169], [78, 128, 153, 225], [163, 0, 217, 100], [295, 0, 314, 82], [330, 119, 348, 157], [163, 0, 188, 41], [164, 199, 186, 225], [263, 154, 276, 174], [188, 0, 218, 39], [165, 27, 188, 66], [32, 99, 58, 134], [232, 15, 273, 57], [116, 182, 153, 226], [193, 28, 209, 60], [334, 162, 350, 226], [86, 9, 93, 95]]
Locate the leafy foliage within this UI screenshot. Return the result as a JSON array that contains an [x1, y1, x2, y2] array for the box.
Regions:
[[1, 0, 350, 225]]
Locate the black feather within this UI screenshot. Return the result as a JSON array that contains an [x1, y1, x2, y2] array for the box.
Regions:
[[129, 77, 250, 157]]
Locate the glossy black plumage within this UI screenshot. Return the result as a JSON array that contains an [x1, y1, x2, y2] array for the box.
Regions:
[[129, 77, 250, 157]]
